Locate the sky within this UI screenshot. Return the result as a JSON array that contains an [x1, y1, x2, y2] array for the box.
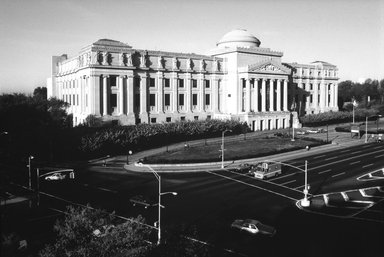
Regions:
[[0, 0, 383, 94]]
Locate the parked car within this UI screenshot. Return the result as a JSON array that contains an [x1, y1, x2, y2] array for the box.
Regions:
[[307, 128, 327, 134], [296, 130, 308, 135], [45, 173, 66, 181], [130, 195, 155, 208], [231, 219, 276, 236], [235, 163, 254, 173]]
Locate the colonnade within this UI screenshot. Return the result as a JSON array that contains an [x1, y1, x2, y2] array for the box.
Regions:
[[242, 78, 288, 113]]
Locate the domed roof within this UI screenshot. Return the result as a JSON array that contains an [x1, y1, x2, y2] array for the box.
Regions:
[[217, 29, 261, 48]]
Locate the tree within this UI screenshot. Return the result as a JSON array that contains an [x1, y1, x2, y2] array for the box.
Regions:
[[39, 205, 152, 257]]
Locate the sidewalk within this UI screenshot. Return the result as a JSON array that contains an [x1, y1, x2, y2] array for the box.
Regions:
[[114, 128, 368, 173]]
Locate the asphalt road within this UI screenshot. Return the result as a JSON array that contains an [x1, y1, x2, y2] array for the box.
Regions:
[[16, 141, 383, 256]]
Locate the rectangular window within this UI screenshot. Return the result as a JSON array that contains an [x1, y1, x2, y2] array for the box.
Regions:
[[192, 79, 197, 88], [164, 78, 170, 88], [179, 94, 184, 106], [310, 84, 313, 90], [310, 95, 313, 103], [205, 94, 210, 105], [194, 116, 198, 120], [110, 76, 117, 87], [73, 95, 75, 105], [192, 94, 198, 105], [164, 94, 170, 106], [77, 95, 79, 105], [166, 117, 171, 122], [149, 78, 155, 87], [134, 94, 140, 108], [150, 118, 156, 123], [149, 94, 156, 106], [110, 94, 117, 108], [207, 115, 211, 120], [181, 116, 186, 121], [134, 77, 140, 87], [178, 78, 184, 88], [205, 79, 210, 88], [86, 94, 88, 107]]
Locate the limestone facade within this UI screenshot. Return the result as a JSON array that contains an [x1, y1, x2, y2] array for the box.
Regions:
[[47, 30, 339, 130]]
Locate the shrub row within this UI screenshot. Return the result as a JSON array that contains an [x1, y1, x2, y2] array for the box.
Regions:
[[76, 119, 250, 157], [300, 109, 379, 127]]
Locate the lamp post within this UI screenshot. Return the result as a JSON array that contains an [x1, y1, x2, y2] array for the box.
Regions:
[[146, 166, 177, 245], [365, 116, 368, 143], [300, 160, 310, 207], [126, 150, 133, 164], [221, 129, 232, 169], [27, 155, 34, 190]]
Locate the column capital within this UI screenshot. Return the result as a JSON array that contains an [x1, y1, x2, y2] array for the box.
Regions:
[[101, 74, 109, 78]]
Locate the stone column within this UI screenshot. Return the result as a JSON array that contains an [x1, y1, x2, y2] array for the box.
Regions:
[[157, 72, 164, 113], [320, 81, 325, 110], [245, 79, 251, 112], [102, 75, 108, 115], [213, 78, 219, 112], [283, 79, 288, 111], [314, 80, 319, 110], [127, 76, 134, 116], [140, 75, 148, 115], [254, 79, 259, 112], [277, 79, 281, 111], [199, 76, 205, 112], [118, 76, 124, 115], [269, 79, 274, 112], [172, 73, 178, 113], [91, 75, 101, 115], [186, 74, 191, 112], [261, 78, 266, 112]]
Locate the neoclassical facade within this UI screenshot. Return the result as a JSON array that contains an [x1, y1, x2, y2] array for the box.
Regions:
[[47, 29, 339, 130]]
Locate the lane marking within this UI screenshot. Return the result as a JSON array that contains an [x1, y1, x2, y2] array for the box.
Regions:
[[313, 155, 326, 159], [280, 180, 296, 186], [331, 172, 345, 178], [97, 187, 118, 194], [318, 169, 332, 174], [374, 154, 384, 158], [362, 164, 374, 168], [350, 161, 360, 165], [206, 170, 300, 201], [340, 150, 350, 153], [351, 151, 362, 154], [294, 185, 304, 190], [341, 192, 349, 201], [269, 172, 295, 181], [325, 156, 338, 161]]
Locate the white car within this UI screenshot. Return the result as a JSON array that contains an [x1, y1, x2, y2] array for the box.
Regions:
[[231, 219, 276, 236], [45, 173, 66, 181]]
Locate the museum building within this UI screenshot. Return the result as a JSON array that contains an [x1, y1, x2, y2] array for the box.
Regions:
[[47, 29, 339, 130]]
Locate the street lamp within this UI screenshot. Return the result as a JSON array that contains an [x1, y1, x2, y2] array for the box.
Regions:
[[300, 160, 310, 207], [146, 166, 177, 245], [126, 150, 133, 164], [27, 155, 34, 190], [221, 129, 232, 169]]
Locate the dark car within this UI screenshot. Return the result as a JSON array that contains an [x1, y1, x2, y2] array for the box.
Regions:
[[235, 163, 254, 173], [129, 195, 155, 208], [231, 219, 276, 236]]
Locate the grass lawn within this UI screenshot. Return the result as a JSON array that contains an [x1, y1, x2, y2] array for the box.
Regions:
[[143, 136, 327, 164]]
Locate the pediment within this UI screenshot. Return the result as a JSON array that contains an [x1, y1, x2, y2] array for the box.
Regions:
[[247, 60, 291, 74]]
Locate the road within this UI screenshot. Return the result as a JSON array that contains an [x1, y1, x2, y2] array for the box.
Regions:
[[2, 141, 384, 256]]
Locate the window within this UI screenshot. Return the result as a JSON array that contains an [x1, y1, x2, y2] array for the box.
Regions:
[[205, 94, 210, 105], [192, 79, 197, 88], [205, 79, 210, 88], [73, 95, 75, 105], [164, 78, 170, 88], [192, 94, 198, 105], [180, 116, 185, 121], [194, 116, 198, 120], [134, 77, 140, 87], [178, 78, 184, 88], [166, 117, 171, 122], [150, 118, 156, 123], [310, 95, 313, 103], [149, 78, 155, 87], [110, 94, 117, 108], [77, 95, 79, 105], [164, 94, 170, 106], [86, 94, 88, 107], [134, 94, 140, 108], [179, 94, 184, 106], [149, 94, 156, 106], [206, 115, 211, 120], [310, 84, 313, 90], [110, 76, 117, 87]]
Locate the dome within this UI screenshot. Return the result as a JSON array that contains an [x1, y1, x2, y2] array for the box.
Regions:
[[217, 29, 261, 48]]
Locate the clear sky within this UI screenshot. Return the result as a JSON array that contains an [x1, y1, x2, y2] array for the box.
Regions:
[[0, 0, 383, 94]]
